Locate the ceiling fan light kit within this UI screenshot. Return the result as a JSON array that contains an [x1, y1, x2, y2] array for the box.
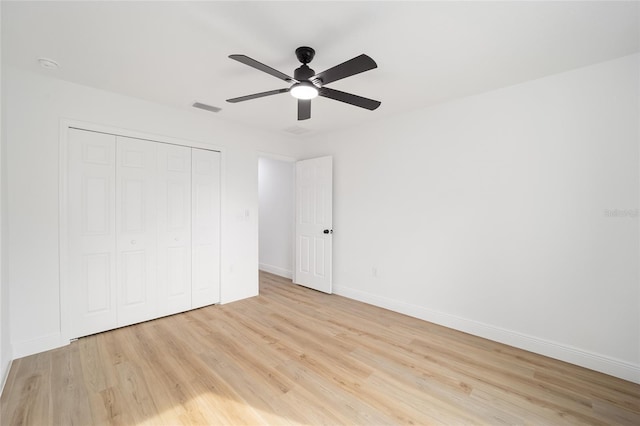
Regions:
[[290, 81, 318, 100], [226, 46, 381, 121]]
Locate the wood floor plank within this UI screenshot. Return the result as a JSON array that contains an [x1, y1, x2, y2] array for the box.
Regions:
[[274, 358, 399, 425], [114, 360, 160, 424], [1, 270, 639, 425], [50, 344, 92, 426], [3, 354, 52, 425], [0, 359, 22, 426], [79, 334, 118, 393]]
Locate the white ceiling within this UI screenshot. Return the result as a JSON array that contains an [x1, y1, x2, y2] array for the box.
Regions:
[[3, 1, 639, 136]]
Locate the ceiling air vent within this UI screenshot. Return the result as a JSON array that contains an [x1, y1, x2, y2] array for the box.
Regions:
[[192, 102, 222, 113]]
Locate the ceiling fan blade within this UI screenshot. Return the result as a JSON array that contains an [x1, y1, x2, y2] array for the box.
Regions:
[[298, 99, 311, 120], [229, 54, 297, 83], [319, 87, 381, 110], [312, 54, 377, 85], [226, 88, 289, 103]]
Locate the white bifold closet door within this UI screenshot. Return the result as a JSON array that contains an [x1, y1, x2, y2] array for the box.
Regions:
[[157, 143, 192, 316], [116, 136, 158, 327], [67, 128, 220, 338], [191, 149, 221, 308], [68, 130, 118, 338]]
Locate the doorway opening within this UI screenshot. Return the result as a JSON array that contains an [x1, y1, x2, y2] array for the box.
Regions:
[[258, 157, 295, 281]]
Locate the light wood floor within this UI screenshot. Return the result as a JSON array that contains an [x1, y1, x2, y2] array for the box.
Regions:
[[2, 272, 639, 425]]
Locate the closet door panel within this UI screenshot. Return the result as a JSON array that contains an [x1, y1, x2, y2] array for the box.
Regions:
[[116, 136, 158, 326], [157, 144, 192, 315], [68, 128, 117, 338], [191, 149, 221, 308]]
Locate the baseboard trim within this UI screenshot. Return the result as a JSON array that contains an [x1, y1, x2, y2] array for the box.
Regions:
[[333, 284, 640, 384], [12, 332, 67, 360], [259, 263, 292, 279]]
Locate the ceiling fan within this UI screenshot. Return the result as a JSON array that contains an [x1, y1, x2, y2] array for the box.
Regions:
[[226, 46, 381, 120]]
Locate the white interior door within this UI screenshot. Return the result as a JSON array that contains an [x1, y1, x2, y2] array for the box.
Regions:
[[157, 144, 192, 316], [116, 136, 158, 326], [191, 148, 221, 307], [68, 129, 118, 338], [295, 156, 333, 293]]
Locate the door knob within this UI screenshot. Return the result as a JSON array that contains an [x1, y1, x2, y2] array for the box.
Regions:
[[323, 229, 333, 234]]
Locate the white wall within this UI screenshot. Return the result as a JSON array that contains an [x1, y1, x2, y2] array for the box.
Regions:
[[300, 54, 640, 382], [258, 157, 294, 278], [0, 0, 12, 391], [3, 67, 303, 359]]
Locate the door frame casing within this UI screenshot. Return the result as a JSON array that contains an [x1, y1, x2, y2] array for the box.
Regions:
[[59, 119, 224, 344]]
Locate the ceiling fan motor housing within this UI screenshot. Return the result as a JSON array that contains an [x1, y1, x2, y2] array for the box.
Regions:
[[294, 64, 315, 81]]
